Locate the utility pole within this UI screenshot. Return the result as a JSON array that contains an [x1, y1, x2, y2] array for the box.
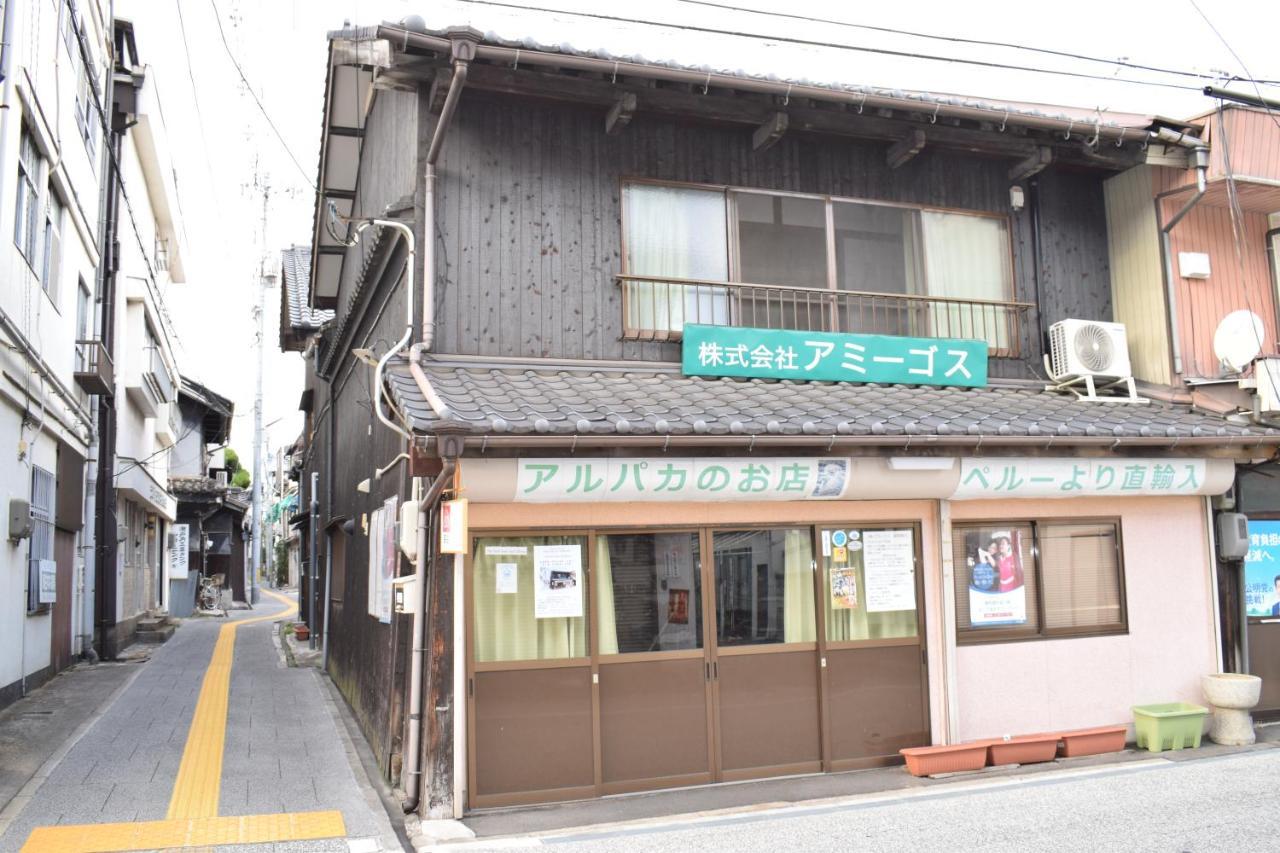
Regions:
[[249, 173, 270, 607]]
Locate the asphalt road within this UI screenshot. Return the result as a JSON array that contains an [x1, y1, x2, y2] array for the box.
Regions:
[[505, 748, 1280, 853]]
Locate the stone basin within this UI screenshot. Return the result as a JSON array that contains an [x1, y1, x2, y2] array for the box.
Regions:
[[1202, 672, 1262, 745]]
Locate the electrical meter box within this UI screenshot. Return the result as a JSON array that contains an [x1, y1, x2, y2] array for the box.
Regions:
[[1217, 512, 1249, 561], [8, 498, 31, 542], [391, 575, 418, 615]]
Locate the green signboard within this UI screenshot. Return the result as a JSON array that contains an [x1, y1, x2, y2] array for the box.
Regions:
[[681, 325, 988, 388]]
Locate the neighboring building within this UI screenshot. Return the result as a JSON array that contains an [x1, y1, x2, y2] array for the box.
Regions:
[[291, 24, 1280, 818], [92, 19, 185, 656], [0, 0, 109, 707], [168, 377, 234, 616], [1101, 103, 1280, 715]]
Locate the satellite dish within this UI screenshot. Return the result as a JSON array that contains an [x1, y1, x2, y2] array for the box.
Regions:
[[1213, 310, 1265, 373]]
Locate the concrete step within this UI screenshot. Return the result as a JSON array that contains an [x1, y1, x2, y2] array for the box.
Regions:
[[135, 623, 175, 644]]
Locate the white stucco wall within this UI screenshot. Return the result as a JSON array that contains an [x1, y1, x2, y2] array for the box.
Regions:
[[952, 495, 1216, 742]]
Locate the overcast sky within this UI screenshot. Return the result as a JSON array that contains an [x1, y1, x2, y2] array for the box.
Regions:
[[113, 0, 1280, 470]]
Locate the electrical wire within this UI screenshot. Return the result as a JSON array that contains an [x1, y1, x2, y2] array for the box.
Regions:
[[207, 0, 318, 191], [454, 0, 1203, 92], [175, 1, 220, 198], [1189, 0, 1280, 133], [673, 0, 1280, 87]]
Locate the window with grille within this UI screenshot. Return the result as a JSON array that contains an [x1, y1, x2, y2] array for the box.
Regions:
[[27, 467, 56, 611], [952, 519, 1126, 643], [42, 192, 64, 297]]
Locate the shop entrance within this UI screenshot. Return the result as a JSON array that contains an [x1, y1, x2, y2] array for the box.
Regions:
[[466, 523, 929, 809]]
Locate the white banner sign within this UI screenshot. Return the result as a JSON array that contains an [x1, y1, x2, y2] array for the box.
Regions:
[[169, 524, 190, 579], [516, 457, 851, 502], [953, 458, 1209, 500], [37, 559, 57, 604]]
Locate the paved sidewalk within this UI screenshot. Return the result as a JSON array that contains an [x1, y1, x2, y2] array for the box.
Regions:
[[0, 592, 401, 852]]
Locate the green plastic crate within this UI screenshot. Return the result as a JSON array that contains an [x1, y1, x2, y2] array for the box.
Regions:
[[1132, 702, 1208, 753]]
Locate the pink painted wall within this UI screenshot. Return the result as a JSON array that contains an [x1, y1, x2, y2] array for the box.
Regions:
[[951, 495, 1215, 742]]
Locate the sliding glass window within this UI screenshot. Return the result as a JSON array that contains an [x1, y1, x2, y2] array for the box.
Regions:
[[712, 528, 815, 646], [473, 536, 588, 662], [596, 532, 703, 654]]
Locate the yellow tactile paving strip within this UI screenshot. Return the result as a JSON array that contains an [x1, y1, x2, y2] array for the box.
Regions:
[[21, 589, 347, 852]]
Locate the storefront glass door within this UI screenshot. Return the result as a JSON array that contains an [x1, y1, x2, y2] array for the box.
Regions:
[[708, 528, 823, 780], [594, 531, 715, 793], [817, 526, 929, 768]]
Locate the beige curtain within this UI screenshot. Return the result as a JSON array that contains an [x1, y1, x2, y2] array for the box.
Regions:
[[921, 211, 1013, 350], [595, 537, 619, 655], [782, 529, 816, 643], [623, 184, 729, 334], [824, 530, 918, 642], [473, 537, 587, 662]]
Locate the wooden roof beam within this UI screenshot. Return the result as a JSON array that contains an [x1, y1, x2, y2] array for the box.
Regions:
[[1008, 146, 1053, 181], [886, 129, 926, 169], [605, 93, 637, 136], [752, 111, 788, 152]]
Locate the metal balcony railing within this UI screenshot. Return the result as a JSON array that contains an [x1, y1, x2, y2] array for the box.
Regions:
[[74, 339, 114, 396], [618, 274, 1033, 358]]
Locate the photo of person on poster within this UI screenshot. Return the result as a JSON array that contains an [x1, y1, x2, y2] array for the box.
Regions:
[[966, 528, 1027, 627]]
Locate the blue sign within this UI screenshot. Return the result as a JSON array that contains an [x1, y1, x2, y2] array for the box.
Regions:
[[682, 325, 988, 388], [1245, 520, 1280, 617]]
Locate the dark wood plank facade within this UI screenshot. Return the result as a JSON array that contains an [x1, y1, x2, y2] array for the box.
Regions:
[[431, 92, 1115, 375]]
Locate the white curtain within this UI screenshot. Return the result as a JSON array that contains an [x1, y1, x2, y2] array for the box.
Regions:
[[921, 211, 1013, 351], [782, 530, 816, 643], [623, 184, 729, 334]]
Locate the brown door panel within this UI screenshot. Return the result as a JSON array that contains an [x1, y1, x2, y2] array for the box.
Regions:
[[715, 651, 822, 776], [825, 645, 928, 761]]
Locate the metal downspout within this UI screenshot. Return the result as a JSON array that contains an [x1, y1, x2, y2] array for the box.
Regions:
[[309, 472, 318, 649], [402, 460, 453, 812], [1160, 146, 1210, 377], [421, 41, 472, 352]]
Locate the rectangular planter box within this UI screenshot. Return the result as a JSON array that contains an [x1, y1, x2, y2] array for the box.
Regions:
[[1133, 703, 1208, 753], [900, 742, 990, 777], [1058, 726, 1127, 758], [294, 623, 310, 641], [987, 734, 1060, 766]]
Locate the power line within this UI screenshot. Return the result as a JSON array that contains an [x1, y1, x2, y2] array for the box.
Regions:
[[175, 1, 219, 192], [455, 0, 1203, 92], [207, 0, 317, 191], [673, 0, 1280, 87], [1190, 0, 1280, 133]]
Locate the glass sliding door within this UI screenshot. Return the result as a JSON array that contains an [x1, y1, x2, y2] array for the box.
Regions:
[[920, 211, 1014, 351], [469, 535, 594, 807], [595, 532, 714, 793], [709, 528, 823, 780], [818, 526, 929, 768], [732, 193, 832, 331], [833, 201, 925, 337]]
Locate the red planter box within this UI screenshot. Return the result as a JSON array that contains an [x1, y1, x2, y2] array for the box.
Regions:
[[900, 742, 990, 777], [1058, 725, 1127, 758], [987, 734, 1060, 766], [294, 623, 310, 641]]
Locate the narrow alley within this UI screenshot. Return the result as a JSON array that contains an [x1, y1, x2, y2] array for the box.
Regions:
[[0, 593, 400, 853]]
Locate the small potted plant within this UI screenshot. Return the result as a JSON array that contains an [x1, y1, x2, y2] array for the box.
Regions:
[[294, 622, 310, 641]]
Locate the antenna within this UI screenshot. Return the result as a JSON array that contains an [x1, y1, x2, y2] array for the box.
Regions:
[[1213, 310, 1264, 374]]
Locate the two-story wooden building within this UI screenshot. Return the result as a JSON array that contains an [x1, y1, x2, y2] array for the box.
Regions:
[[292, 23, 1280, 819]]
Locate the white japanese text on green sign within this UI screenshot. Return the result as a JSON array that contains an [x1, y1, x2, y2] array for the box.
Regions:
[[681, 325, 988, 388]]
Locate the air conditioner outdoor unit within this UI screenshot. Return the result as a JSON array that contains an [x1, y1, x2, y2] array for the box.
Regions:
[[1045, 319, 1145, 403]]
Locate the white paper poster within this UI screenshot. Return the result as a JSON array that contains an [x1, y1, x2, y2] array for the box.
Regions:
[[486, 546, 528, 556], [863, 529, 916, 613], [496, 563, 519, 594], [379, 496, 398, 623], [533, 544, 582, 619], [169, 524, 190, 579]]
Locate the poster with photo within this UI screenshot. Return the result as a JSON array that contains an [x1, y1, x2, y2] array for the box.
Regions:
[[830, 567, 859, 610], [965, 527, 1027, 627], [533, 544, 583, 619], [1245, 520, 1280, 617], [667, 589, 690, 624]]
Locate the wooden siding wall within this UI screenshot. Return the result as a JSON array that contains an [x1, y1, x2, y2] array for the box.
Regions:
[[1152, 168, 1278, 379], [432, 94, 1116, 377], [334, 88, 421, 317], [1104, 165, 1172, 385]]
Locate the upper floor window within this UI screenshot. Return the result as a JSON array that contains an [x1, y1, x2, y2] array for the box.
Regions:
[[620, 181, 1021, 354], [15, 123, 43, 264], [42, 191, 64, 297], [62, 4, 100, 160]]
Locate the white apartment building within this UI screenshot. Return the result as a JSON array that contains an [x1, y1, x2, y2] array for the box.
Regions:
[[0, 0, 110, 707], [99, 18, 185, 654]]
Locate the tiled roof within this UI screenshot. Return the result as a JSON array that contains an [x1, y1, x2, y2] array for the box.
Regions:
[[281, 245, 333, 330], [386, 356, 1280, 446], [170, 475, 223, 497]]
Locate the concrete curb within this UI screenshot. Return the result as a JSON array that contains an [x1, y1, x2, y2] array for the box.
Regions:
[[0, 662, 146, 839]]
